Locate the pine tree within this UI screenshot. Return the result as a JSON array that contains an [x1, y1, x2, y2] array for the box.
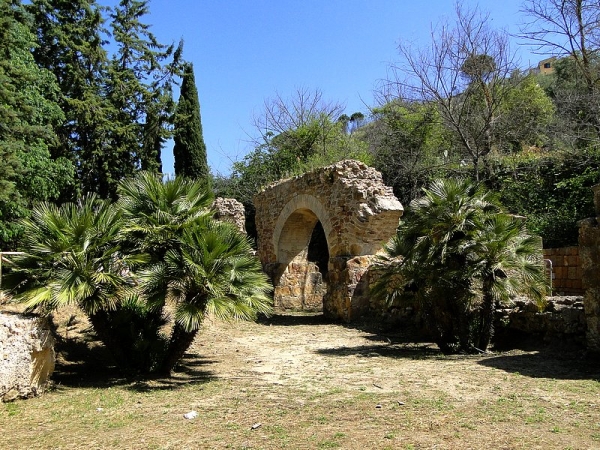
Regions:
[[107, 0, 183, 177], [27, 0, 113, 198], [173, 63, 210, 185]]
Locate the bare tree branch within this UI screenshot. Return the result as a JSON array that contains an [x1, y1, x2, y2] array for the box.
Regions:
[[385, 2, 519, 180]]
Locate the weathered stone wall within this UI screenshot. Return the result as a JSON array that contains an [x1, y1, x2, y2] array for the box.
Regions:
[[275, 261, 325, 311], [0, 312, 55, 401], [212, 197, 246, 233], [495, 297, 586, 345], [579, 184, 600, 353], [254, 160, 403, 321], [543, 247, 584, 295]]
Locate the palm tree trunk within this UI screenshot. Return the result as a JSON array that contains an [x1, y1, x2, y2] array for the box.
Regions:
[[477, 284, 495, 351], [87, 310, 129, 370], [158, 323, 199, 376]]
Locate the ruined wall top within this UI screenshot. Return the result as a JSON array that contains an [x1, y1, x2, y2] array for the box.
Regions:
[[212, 197, 246, 233], [254, 160, 403, 264]]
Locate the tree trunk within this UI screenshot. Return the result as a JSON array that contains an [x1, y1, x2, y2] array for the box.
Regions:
[[87, 310, 129, 370], [158, 323, 199, 376], [477, 283, 495, 351]]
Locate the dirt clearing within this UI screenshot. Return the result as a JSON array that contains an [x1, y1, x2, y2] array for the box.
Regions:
[[3, 312, 600, 449]]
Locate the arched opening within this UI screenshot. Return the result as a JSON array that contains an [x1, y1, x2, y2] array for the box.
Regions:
[[274, 209, 330, 312], [308, 221, 329, 278]]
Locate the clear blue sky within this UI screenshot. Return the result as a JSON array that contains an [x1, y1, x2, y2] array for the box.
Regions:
[[127, 0, 534, 176]]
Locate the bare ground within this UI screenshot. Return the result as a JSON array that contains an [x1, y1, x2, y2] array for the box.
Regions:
[[3, 309, 600, 449]]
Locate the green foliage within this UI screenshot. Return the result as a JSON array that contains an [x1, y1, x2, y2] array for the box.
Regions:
[[374, 178, 546, 353], [0, 0, 74, 248], [28, 0, 111, 197], [486, 149, 600, 247], [540, 56, 600, 149], [368, 100, 454, 205], [173, 63, 210, 184], [27, 0, 183, 199], [495, 72, 555, 152], [6, 172, 272, 375], [107, 0, 183, 177], [4, 195, 129, 314]]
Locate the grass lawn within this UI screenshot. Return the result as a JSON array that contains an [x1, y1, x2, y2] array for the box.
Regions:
[[2, 312, 600, 449]]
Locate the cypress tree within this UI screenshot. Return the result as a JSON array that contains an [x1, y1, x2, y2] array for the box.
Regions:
[[173, 63, 210, 185]]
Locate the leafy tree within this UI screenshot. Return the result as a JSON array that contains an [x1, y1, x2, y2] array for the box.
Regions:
[[494, 72, 555, 152], [366, 100, 454, 205], [28, 0, 183, 198], [27, 0, 114, 198], [173, 63, 210, 184], [0, 0, 74, 248], [375, 178, 547, 353]]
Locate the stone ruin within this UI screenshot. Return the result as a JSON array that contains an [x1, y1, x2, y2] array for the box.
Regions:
[[212, 197, 246, 233], [0, 312, 55, 401], [254, 160, 403, 321], [578, 184, 600, 353]]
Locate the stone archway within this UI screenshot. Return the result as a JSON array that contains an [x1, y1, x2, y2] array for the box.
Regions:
[[273, 207, 329, 311], [254, 160, 403, 321]]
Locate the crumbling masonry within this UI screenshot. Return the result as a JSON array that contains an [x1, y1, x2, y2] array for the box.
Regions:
[[254, 160, 403, 321]]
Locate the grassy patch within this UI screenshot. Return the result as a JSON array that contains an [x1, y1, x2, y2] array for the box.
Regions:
[[3, 314, 599, 449]]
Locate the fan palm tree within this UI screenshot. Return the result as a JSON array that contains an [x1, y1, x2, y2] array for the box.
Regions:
[[142, 217, 272, 375], [118, 172, 272, 374], [375, 178, 547, 353], [117, 171, 214, 260], [4, 196, 146, 366], [473, 213, 547, 350]]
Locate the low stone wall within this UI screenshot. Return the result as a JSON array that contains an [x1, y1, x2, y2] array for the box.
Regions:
[[543, 247, 584, 295], [0, 312, 55, 402], [495, 297, 586, 346], [579, 184, 600, 353]]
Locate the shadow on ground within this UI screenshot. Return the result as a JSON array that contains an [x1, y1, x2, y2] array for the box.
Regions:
[[257, 312, 333, 326], [478, 344, 600, 381], [52, 336, 216, 392], [260, 313, 600, 381], [260, 312, 441, 359]]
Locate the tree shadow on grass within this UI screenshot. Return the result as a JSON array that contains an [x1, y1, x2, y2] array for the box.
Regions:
[[52, 337, 217, 392], [478, 339, 600, 381]]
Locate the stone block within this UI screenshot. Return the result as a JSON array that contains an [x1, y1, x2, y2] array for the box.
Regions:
[[1, 313, 55, 402]]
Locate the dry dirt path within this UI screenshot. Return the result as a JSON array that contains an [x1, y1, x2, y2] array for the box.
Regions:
[[4, 310, 600, 450]]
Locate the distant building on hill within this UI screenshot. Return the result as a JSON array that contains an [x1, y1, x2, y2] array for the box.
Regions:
[[530, 57, 557, 75]]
